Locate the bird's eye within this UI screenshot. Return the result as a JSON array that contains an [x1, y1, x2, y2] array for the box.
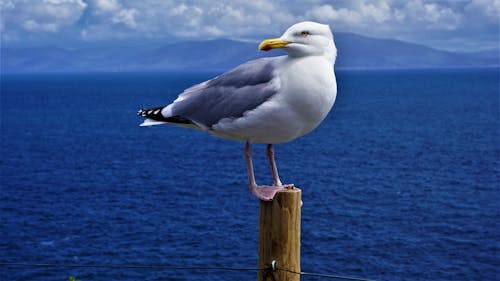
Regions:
[[300, 31, 310, 37]]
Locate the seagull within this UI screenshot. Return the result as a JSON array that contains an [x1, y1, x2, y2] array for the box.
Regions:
[[138, 21, 337, 201]]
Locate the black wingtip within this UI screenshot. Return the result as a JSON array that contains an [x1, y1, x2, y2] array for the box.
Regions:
[[138, 106, 194, 125], [138, 106, 164, 119]]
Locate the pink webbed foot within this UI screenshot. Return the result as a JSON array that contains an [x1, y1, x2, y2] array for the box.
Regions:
[[250, 185, 285, 201]]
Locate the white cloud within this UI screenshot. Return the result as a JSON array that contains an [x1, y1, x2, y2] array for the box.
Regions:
[[306, 5, 347, 22], [1, 0, 87, 34], [171, 3, 188, 16], [465, 0, 500, 23], [305, 0, 461, 33], [402, 0, 461, 30], [23, 19, 57, 32], [360, 2, 391, 23], [95, 0, 120, 12], [0, 0, 15, 32], [305, 2, 392, 26], [1, 0, 498, 51], [90, 0, 139, 29], [112, 8, 138, 28], [0, 0, 15, 10], [80, 0, 295, 39]]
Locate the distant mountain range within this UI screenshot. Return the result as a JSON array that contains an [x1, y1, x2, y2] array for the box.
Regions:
[[1, 32, 498, 73]]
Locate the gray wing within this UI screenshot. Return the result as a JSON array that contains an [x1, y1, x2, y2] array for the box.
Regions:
[[169, 57, 280, 128]]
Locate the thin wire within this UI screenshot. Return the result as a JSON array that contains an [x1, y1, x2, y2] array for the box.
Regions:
[[0, 262, 373, 280], [0, 262, 262, 272], [277, 267, 373, 281]]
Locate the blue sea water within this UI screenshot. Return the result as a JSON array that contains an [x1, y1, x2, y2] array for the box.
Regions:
[[0, 68, 499, 281]]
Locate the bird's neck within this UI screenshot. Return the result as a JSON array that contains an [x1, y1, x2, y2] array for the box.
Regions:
[[286, 41, 337, 65], [324, 40, 337, 64]]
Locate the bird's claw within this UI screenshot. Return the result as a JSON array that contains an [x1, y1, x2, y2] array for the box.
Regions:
[[250, 184, 293, 201], [250, 185, 284, 201]]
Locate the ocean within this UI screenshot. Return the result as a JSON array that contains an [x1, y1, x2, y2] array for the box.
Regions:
[[1, 68, 499, 280]]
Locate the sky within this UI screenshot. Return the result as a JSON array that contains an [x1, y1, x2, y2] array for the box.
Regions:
[[0, 0, 499, 52]]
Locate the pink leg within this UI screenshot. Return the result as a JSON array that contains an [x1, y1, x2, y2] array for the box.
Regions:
[[244, 142, 257, 187], [244, 142, 284, 201], [266, 144, 283, 186], [266, 144, 294, 189]]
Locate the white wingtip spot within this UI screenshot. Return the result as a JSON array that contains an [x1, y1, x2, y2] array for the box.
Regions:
[[140, 119, 167, 126]]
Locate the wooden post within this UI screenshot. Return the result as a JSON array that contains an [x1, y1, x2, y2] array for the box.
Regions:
[[258, 188, 301, 281]]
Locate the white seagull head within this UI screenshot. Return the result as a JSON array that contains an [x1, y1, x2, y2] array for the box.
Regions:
[[259, 21, 337, 61]]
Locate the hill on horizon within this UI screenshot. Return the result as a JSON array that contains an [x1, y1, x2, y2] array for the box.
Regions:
[[1, 32, 498, 73]]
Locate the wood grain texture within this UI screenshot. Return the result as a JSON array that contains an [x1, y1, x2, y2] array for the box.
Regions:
[[258, 188, 301, 281]]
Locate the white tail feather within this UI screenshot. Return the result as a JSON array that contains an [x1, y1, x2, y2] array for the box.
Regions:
[[139, 118, 167, 127]]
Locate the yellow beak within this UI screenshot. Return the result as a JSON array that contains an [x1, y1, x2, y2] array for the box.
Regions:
[[258, 38, 290, 51]]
